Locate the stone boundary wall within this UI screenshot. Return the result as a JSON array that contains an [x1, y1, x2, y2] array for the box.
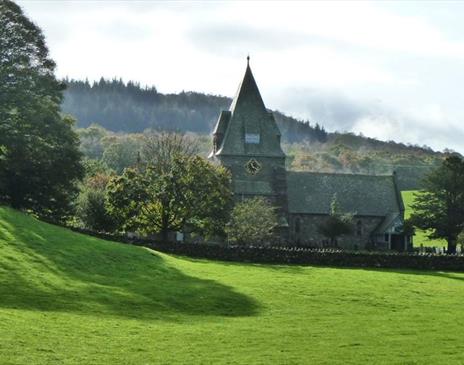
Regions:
[[65, 226, 464, 272]]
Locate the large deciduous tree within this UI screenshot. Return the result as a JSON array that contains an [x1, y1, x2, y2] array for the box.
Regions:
[[410, 156, 464, 254], [106, 133, 232, 240], [0, 0, 83, 220], [141, 131, 199, 168]]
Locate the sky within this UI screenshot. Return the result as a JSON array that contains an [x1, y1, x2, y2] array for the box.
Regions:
[[16, 0, 464, 153]]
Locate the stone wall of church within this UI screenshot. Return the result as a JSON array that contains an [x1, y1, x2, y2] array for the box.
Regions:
[[288, 214, 384, 250]]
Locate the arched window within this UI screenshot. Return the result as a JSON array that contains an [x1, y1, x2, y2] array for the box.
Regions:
[[356, 220, 363, 236]]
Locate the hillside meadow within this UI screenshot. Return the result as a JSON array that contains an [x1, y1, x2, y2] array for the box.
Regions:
[[1, 206, 464, 364]]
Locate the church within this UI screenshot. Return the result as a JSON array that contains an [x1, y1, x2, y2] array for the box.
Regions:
[[209, 58, 410, 251]]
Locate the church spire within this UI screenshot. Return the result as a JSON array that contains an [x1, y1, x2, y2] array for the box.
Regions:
[[209, 58, 284, 158], [229, 56, 265, 114]]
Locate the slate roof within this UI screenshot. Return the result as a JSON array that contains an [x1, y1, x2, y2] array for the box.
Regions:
[[212, 111, 231, 135], [287, 171, 403, 217], [211, 59, 284, 158]]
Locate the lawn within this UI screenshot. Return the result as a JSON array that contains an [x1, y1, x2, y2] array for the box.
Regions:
[[401, 190, 447, 248], [1, 206, 464, 364]]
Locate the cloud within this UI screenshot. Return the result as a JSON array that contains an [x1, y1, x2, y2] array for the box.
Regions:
[[271, 88, 365, 131], [15, 1, 464, 153], [272, 87, 464, 152], [188, 23, 312, 54], [184, 1, 464, 59]]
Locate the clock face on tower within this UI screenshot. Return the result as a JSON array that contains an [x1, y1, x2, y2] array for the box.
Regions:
[[245, 158, 261, 175]]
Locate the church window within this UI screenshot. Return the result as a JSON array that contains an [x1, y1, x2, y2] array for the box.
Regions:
[[356, 220, 362, 236], [245, 133, 260, 144]]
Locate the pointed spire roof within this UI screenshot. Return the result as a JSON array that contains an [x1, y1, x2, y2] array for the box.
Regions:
[[229, 57, 266, 115], [209, 57, 284, 158]]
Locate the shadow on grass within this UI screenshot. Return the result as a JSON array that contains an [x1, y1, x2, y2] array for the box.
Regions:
[[0, 211, 260, 321], [176, 255, 305, 274], [340, 265, 464, 283], [376, 269, 464, 282]]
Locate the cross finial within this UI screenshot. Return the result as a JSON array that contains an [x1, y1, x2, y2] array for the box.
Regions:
[[247, 54, 250, 65]]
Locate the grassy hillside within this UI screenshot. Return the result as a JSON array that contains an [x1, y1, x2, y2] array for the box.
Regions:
[[402, 191, 447, 248], [1, 206, 464, 364]]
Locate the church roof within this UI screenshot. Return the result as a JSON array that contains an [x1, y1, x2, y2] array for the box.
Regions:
[[212, 110, 231, 135], [212, 58, 284, 158], [287, 171, 403, 217]]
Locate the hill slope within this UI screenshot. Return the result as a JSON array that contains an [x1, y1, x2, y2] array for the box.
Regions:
[[1, 206, 464, 364]]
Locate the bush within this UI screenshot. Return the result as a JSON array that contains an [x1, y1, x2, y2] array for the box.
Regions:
[[226, 197, 278, 245], [75, 174, 116, 232], [317, 194, 354, 245]]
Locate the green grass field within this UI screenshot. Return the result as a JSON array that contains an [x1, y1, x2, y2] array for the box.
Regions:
[[1, 206, 464, 364], [401, 191, 447, 248]]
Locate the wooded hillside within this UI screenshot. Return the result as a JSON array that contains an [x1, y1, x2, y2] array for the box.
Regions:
[[63, 78, 450, 190], [62, 78, 328, 144]]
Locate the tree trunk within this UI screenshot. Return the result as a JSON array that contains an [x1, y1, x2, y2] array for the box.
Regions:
[[8, 177, 23, 209], [161, 213, 169, 243], [161, 228, 169, 243]]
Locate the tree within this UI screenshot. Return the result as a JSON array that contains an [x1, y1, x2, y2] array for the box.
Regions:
[[410, 156, 464, 254], [106, 150, 232, 241], [0, 1, 83, 220], [77, 124, 108, 160], [317, 194, 354, 246], [101, 135, 141, 174], [141, 131, 199, 166], [225, 197, 278, 246], [75, 173, 116, 232]]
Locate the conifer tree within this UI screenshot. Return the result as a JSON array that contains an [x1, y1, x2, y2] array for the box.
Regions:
[[410, 156, 464, 254]]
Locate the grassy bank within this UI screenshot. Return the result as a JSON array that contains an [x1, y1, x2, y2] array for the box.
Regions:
[[1, 206, 463, 364]]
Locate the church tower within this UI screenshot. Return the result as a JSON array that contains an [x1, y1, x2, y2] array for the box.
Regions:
[[209, 57, 289, 234]]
